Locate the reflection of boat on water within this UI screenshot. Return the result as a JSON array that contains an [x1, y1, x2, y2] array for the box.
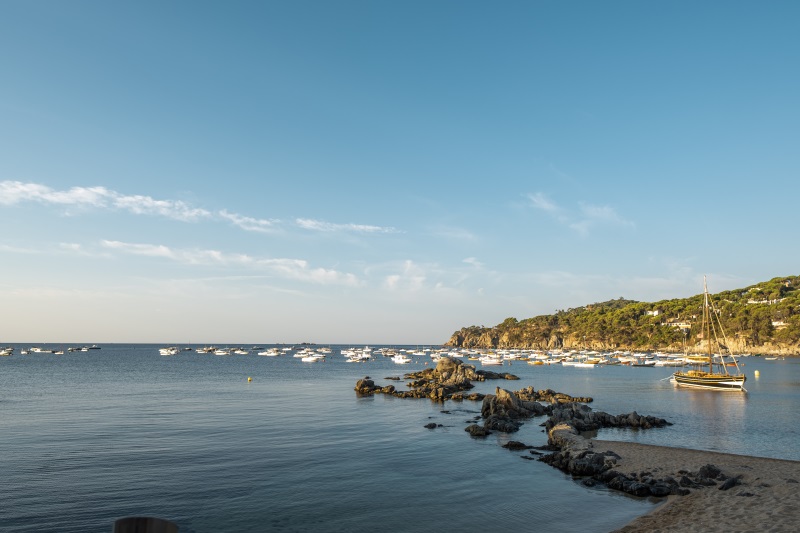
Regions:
[[672, 277, 746, 392]]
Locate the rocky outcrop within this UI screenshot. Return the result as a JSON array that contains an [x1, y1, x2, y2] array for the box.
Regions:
[[534, 409, 752, 498], [354, 357, 517, 402], [544, 403, 671, 433]]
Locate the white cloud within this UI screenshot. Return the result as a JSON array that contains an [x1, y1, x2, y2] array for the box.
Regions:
[[0, 243, 40, 254], [100, 240, 360, 286], [579, 203, 634, 227], [463, 257, 483, 268], [527, 191, 634, 235], [102, 240, 176, 259], [296, 218, 399, 234], [0, 181, 211, 222], [111, 194, 210, 221], [1, 181, 400, 238], [528, 192, 560, 213], [382, 260, 427, 292], [432, 226, 477, 241], [219, 210, 279, 233]]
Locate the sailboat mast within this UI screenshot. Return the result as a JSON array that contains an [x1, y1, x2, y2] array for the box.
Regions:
[[704, 276, 712, 373]]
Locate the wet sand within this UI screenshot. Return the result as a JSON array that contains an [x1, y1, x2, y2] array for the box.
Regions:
[[593, 440, 800, 532]]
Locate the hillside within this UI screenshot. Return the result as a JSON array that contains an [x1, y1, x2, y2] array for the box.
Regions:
[[445, 276, 800, 355]]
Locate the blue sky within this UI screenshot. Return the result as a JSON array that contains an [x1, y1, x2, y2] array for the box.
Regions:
[[1, 1, 798, 344]]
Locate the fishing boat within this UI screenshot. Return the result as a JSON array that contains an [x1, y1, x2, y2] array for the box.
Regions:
[[672, 277, 747, 392]]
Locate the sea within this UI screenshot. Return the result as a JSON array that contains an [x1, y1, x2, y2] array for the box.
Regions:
[[2, 345, 799, 533]]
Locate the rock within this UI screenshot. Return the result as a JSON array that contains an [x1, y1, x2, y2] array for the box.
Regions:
[[719, 477, 740, 491], [502, 441, 532, 450], [698, 464, 722, 479], [465, 424, 491, 437], [622, 480, 651, 497], [649, 483, 673, 497], [355, 378, 379, 394], [424, 423, 437, 429]]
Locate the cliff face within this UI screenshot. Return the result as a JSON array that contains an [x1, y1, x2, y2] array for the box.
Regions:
[[444, 327, 800, 355]]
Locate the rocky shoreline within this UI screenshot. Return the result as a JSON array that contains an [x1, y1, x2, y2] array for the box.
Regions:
[[354, 357, 800, 531]]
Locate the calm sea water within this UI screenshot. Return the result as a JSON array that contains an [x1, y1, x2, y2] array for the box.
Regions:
[[1, 345, 798, 532]]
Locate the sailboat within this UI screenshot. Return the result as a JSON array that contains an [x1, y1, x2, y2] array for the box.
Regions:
[[672, 276, 746, 392]]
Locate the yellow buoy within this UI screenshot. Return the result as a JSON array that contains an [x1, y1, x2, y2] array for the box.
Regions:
[[247, 376, 252, 382], [754, 370, 760, 378]]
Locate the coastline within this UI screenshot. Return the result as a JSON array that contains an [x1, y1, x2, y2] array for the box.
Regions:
[[594, 440, 800, 532]]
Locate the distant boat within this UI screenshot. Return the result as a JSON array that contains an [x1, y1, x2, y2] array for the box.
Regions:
[[391, 354, 412, 364], [29, 347, 54, 354], [672, 277, 747, 392], [159, 347, 179, 356]]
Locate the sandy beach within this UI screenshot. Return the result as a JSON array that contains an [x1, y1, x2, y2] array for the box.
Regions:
[[591, 440, 800, 532]]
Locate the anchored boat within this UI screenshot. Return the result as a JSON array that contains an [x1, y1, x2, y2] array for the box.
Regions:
[[672, 276, 746, 392]]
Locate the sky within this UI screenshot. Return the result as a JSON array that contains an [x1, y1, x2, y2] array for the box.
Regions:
[[1, 1, 799, 345]]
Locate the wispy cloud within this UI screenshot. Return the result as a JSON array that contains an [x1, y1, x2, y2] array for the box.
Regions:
[[0, 181, 211, 221], [432, 226, 477, 241], [219, 210, 279, 233], [295, 218, 400, 234], [463, 257, 483, 269], [383, 260, 427, 292], [1, 181, 399, 237], [0, 243, 40, 254], [528, 192, 560, 213], [100, 240, 360, 286], [527, 191, 634, 235]]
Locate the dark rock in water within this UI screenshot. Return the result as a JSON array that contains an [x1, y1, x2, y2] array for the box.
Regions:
[[355, 378, 379, 395], [502, 441, 532, 450], [465, 424, 491, 437], [484, 413, 522, 433], [385, 376, 402, 381]]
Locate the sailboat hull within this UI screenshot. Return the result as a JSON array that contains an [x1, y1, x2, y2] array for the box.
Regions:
[[672, 371, 746, 391]]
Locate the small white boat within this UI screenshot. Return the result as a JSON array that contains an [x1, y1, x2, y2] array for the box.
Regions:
[[159, 347, 179, 356], [479, 355, 503, 366], [392, 354, 412, 364], [29, 347, 54, 354]]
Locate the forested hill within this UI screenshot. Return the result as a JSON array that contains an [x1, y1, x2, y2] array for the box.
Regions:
[[445, 276, 800, 355]]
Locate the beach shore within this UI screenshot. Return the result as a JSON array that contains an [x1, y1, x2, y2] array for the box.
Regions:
[[593, 440, 800, 532]]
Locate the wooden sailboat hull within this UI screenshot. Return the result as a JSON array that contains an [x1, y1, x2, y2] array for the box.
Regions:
[[672, 371, 746, 391]]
